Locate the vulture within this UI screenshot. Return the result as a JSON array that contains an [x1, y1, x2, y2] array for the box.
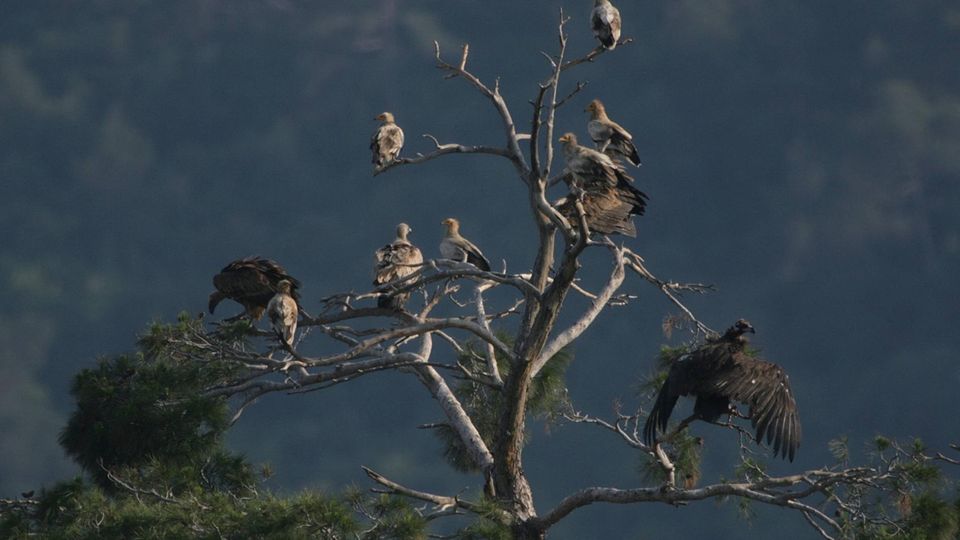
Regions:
[[558, 132, 633, 187], [371, 111, 404, 171], [554, 181, 647, 237], [208, 256, 301, 320], [556, 132, 648, 236], [642, 320, 801, 461], [586, 99, 641, 166], [373, 223, 424, 310], [440, 218, 491, 272], [591, 0, 622, 50], [267, 279, 298, 347]]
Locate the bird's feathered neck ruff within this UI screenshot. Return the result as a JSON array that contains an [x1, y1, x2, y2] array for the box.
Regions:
[[395, 225, 411, 242]]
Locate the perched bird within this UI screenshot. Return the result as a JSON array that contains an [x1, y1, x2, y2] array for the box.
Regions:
[[554, 182, 647, 237], [557, 132, 647, 236], [371, 111, 404, 171], [440, 218, 491, 272], [267, 279, 298, 347], [585, 99, 641, 166], [374, 223, 424, 310], [642, 320, 801, 461], [591, 0, 622, 50], [209, 256, 301, 320], [558, 132, 632, 187]]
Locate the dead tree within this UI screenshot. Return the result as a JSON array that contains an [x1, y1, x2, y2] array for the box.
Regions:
[[177, 11, 958, 540]]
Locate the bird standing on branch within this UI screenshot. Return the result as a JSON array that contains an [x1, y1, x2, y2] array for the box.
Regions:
[[374, 223, 424, 310], [643, 319, 801, 461], [371, 112, 404, 172], [209, 256, 301, 321], [591, 0, 622, 50], [267, 279, 298, 347], [440, 218, 491, 272], [557, 132, 648, 236], [586, 99, 641, 166]]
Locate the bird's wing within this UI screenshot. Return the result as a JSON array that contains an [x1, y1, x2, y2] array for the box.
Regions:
[[588, 119, 614, 145], [373, 243, 396, 285], [642, 342, 737, 445], [571, 146, 620, 186], [556, 190, 637, 237], [709, 354, 801, 461], [458, 238, 491, 271]]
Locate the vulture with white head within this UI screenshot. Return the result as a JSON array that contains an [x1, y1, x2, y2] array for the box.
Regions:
[[373, 223, 424, 310], [440, 218, 491, 272], [371, 112, 404, 171], [642, 320, 801, 461], [208, 256, 301, 320]]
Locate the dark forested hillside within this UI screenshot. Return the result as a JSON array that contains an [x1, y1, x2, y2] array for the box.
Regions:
[[2, 1, 958, 538]]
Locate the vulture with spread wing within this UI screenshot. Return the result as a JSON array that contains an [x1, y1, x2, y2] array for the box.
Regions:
[[440, 218, 491, 272], [586, 99, 641, 166], [208, 256, 301, 320], [591, 0, 622, 50], [642, 320, 801, 461], [371, 112, 404, 171], [374, 223, 424, 310], [267, 279, 298, 347], [556, 132, 648, 236]]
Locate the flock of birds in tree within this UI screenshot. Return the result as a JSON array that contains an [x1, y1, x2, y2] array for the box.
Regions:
[[207, 0, 801, 462]]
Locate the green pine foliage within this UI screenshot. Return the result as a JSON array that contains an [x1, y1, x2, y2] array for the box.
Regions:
[[1, 480, 364, 540], [58, 314, 247, 490], [431, 334, 573, 473]]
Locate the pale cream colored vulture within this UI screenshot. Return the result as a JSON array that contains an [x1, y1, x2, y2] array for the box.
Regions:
[[586, 99, 641, 166], [556, 132, 648, 237], [591, 0, 622, 50], [267, 279, 298, 347], [440, 218, 491, 271], [373, 223, 424, 310], [558, 132, 632, 187], [371, 112, 404, 171]]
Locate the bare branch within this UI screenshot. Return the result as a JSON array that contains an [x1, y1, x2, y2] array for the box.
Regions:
[[362, 466, 481, 514], [433, 41, 529, 177], [532, 246, 626, 377], [374, 134, 515, 175]]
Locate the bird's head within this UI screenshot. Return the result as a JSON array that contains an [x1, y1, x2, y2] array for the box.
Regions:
[[558, 132, 577, 146], [375, 112, 395, 123], [441, 217, 460, 234], [584, 99, 605, 115], [734, 319, 756, 334], [276, 279, 292, 294], [396, 222, 412, 239]]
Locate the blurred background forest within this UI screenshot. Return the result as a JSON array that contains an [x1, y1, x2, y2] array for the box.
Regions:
[[2, 1, 958, 538]]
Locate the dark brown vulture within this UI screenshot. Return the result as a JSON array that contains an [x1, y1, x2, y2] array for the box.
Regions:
[[557, 132, 648, 237], [586, 99, 641, 166], [208, 256, 301, 320], [374, 223, 424, 310], [591, 0, 622, 50], [371, 111, 404, 171], [440, 218, 491, 272], [642, 320, 801, 461], [267, 279, 298, 347], [554, 181, 647, 237]]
